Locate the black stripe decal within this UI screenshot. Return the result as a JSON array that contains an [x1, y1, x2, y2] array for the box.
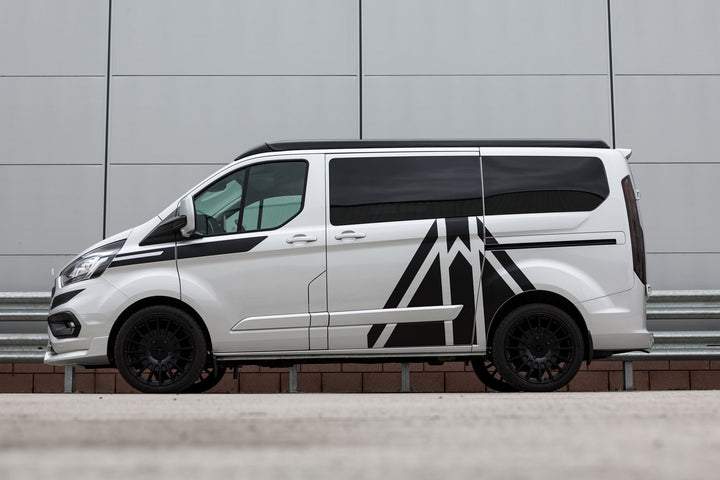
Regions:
[[110, 249, 175, 268], [492, 250, 534, 292], [486, 238, 617, 251], [446, 217, 471, 251], [449, 253, 476, 344], [481, 252, 516, 333], [110, 236, 267, 268], [367, 324, 385, 348], [177, 236, 266, 260], [384, 321, 446, 348], [383, 221, 438, 309], [477, 217, 497, 245], [50, 289, 84, 310]]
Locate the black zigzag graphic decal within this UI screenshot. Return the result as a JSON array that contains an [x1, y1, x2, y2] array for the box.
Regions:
[[367, 324, 385, 348], [369, 218, 479, 349], [449, 254, 476, 344], [384, 221, 438, 309], [445, 217, 471, 251], [493, 250, 534, 291], [478, 218, 536, 333], [366, 217, 537, 348], [385, 254, 446, 348]]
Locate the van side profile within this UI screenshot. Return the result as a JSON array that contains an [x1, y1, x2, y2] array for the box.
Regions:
[[44, 140, 653, 393]]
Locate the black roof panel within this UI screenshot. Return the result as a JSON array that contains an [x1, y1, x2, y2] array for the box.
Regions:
[[235, 139, 610, 161]]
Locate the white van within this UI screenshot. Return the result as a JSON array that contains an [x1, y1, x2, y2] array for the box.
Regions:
[[44, 140, 652, 393]]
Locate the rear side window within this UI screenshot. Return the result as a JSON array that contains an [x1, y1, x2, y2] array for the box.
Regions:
[[329, 156, 483, 225], [482, 156, 609, 215]]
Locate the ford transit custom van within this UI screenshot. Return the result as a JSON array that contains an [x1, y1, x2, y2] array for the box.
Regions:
[[45, 140, 652, 393]]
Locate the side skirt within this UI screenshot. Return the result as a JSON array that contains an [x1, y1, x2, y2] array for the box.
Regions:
[[214, 345, 483, 362]]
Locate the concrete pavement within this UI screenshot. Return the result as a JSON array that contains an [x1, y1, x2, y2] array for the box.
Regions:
[[0, 391, 719, 479]]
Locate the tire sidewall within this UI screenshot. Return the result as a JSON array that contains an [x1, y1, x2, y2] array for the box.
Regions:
[[114, 306, 207, 394], [492, 303, 584, 392]]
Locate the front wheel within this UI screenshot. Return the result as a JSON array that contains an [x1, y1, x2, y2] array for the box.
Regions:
[[492, 304, 584, 392], [183, 364, 227, 393], [114, 306, 207, 394]]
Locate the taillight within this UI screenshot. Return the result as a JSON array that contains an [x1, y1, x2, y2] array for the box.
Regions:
[[621, 175, 646, 284]]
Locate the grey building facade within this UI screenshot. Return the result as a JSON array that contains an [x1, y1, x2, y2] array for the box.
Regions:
[[1, 0, 718, 292]]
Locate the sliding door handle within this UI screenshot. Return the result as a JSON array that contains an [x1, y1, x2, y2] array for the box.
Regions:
[[335, 231, 366, 240]]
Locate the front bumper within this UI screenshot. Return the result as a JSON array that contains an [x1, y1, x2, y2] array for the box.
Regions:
[[44, 336, 110, 366], [44, 276, 127, 367]]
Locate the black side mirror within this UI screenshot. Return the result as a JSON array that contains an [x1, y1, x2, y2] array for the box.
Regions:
[[138, 215, 188, 246]]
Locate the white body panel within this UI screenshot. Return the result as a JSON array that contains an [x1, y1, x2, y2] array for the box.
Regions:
[[45, 143, 652, 368], [177, 153, 326, 353]]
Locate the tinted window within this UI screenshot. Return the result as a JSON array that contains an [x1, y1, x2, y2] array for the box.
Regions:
[[194, 161, 307, 235], [483, 156, 609, 215], [330, 156, 483, 225]]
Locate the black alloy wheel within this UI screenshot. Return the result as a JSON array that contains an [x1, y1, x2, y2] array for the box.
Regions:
[[114, 306, 206, 394], [183, 364, 227, 393], [470, 356, 517, 392], [492, 304, 583, 392]]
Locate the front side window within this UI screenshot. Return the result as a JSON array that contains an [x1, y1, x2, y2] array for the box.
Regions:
[[482, 156, 609, 215], [194, 160, 308, 236], [329, 156, 483, 225]]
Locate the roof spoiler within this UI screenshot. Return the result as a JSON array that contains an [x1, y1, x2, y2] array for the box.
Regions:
[[617, 148, 632, 160]]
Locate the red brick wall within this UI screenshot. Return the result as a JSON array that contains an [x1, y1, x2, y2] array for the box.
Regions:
[[2, 360, 720, 393]]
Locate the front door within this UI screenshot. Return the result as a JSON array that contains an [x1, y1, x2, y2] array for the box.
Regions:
[[325, 151, 485, 352], [176, 155, 326, 354]]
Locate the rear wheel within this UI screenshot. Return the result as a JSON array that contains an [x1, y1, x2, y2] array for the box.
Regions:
[[471, 356, 517, 392], [114, 306, 206, 394], [492, 304, 583, 392]]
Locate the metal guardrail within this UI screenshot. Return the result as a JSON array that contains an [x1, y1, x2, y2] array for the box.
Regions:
[[2, 290, 720, 392], [0, 292, 50, 365]]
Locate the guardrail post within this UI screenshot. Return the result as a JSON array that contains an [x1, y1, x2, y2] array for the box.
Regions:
[[622, 361, 633, 391], [401, 362, 410, 392], [288, 364, 298, 393], [63, 365, 75, 393]]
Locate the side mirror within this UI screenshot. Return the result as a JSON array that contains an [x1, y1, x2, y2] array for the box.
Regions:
[[138, 215, 187, 246], [178, 195, 196, 238]]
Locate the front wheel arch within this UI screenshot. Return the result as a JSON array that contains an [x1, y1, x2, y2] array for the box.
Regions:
[[485, 290, 592, 363], [108, 296, 213, 367]]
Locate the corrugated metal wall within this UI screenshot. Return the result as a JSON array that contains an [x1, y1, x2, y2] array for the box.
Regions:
[[1, 0, 718, 291]]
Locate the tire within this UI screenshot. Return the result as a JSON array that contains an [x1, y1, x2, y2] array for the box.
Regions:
[[114, 306, 207, 394], [470, 356, 518, 392], [183, 364, 227, 393], [492, 304, 584, 392]]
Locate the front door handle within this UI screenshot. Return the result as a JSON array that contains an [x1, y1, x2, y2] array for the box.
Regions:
[[286, 234, 317, 244], [335, 230, 366, 240]]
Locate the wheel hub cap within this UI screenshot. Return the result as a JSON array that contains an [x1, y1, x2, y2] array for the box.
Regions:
[[149, 337, 170, 360]]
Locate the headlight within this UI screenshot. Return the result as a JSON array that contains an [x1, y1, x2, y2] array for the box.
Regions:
[[60, 240, 126, 287]]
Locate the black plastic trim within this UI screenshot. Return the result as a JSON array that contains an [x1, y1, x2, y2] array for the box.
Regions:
[[139, 215, 187, 246], [235, 139, 610, 161], [48, 311, 81, 338], [486, 238, 617, 251], [50, 289, 84, 310]]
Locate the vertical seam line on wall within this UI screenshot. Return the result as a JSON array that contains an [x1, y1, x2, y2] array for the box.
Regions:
[[607, 0, 616, 149], [102, 0, 113, 239], [358, 0, 363, 139]]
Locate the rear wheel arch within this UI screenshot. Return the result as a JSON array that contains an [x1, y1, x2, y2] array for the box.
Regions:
[[108, 296, 213, 366], [485, 290, 592, 362]]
